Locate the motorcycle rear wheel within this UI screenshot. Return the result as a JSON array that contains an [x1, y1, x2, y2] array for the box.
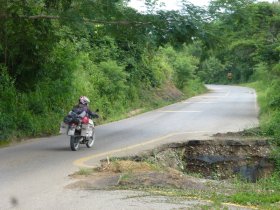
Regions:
[[86, 128, 95, 148], [70, 136, 80, 151]]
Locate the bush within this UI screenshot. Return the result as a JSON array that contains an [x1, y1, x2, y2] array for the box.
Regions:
[[159, 44, 199, 90], [267, 81, 280, 109], [0, 66, 17, 141], [0, 37, 206, 143], [262, 112, 280, 142], [198, 56, 225, 84], [250, 62, 280, 146], [98, 60, 128, 101]]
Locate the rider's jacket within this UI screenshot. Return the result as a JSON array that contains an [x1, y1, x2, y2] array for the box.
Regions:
[[72, 104, 99, 119]]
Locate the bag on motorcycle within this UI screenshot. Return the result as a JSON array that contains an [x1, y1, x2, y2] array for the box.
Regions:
[[63, 111, 80, 124], [64, 116, 80, 124], [59, 122, 68, 134], [63, 115, 73, 124]]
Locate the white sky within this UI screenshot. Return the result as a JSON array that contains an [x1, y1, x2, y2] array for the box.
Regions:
[[128, 0, 276, 11], [129, 0, 209, 10]]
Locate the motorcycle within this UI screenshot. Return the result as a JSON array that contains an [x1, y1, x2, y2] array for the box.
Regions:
[[60, 110, 96, 151]]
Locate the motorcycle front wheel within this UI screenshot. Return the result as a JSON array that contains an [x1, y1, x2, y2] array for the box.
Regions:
[[86, 128, 95, 148], [70, 136, 80, 151]]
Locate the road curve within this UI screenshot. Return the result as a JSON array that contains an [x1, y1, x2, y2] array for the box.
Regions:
[[0, 85, 259, 209]]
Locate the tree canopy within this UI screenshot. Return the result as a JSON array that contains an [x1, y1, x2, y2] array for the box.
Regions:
[[0, 0, 279, 142]]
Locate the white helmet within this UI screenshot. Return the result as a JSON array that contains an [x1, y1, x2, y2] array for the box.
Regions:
[[79, 96, 90, 105]]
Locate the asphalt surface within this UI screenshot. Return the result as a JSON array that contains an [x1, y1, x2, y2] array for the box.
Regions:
[[0, 85, 259, 210]]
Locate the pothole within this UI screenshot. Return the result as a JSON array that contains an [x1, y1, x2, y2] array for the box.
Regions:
[[69, 137, 279, 209], [69, 138, 275, 191], [137, 139, 274, 182]]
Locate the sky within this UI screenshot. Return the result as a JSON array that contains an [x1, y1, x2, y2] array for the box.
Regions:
[[128, 0, 276, 11], [129, 0, 209, 10]]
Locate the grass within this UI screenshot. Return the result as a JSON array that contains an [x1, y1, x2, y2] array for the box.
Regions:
[[245, 81, 280, 168], [100, 148, 280, 209], [0, 81, 207, 147], [225, 173, 280, 207], [117, 173, 134, 184], [246, 82, 280, 137], [113, 185, 232, 209], [0, 139, 9, 148], [103, 138, 280, 208], [113, 174, 280, 209], [75, 168, 95, 176]]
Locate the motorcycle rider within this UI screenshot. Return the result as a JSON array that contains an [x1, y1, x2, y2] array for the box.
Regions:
[[72, 96, 99, 119]]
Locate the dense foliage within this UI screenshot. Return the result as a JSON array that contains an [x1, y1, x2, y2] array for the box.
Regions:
[[0, 0, 206, 142], [206, 0, 280, 144], [0, 0, 279, 144]]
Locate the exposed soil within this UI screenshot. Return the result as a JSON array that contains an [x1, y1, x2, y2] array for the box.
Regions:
[[68, 133, 274, 194], [124, 83, 183, 118], [68, 160, 224, 192], [174, 139, 273, 181], [153, 82, 183, 101]]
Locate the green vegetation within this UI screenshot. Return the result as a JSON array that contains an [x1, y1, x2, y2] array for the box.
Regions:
[[76, 168, 95, 176], [113, 164, 280, 208], [0, 0, 207, 144], [135, 172, 280, 209], [219, 173, 280, 209], [84, 154, 280, 209], [1, 1, 280, 208], [1, 0, 278, 148], [204, 0, 280, 174]]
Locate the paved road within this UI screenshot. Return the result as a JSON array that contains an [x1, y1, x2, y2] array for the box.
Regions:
[[0, 85, 259, 210]]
